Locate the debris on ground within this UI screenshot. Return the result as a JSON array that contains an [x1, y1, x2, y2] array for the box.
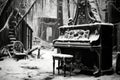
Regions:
[[0, 49, 120, 80]]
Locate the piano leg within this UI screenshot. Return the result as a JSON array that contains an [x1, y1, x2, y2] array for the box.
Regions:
[[53, 57, 55, 75], [93, 48, 101, 77], [70, 62, 72, 76], [63, 58, 66, 77], [58, 59, 60, 74]]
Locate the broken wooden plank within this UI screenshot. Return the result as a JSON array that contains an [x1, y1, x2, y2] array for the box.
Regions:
[[25, 47, 38, 55]]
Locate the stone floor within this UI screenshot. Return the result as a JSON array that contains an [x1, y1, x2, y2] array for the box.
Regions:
[[0, 49, 120, 80]]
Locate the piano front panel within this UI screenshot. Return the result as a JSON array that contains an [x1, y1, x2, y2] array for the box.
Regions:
[[58, 24, 100, 42]]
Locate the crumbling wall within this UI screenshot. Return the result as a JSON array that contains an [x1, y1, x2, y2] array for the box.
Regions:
[[14, 0, 106, 41]]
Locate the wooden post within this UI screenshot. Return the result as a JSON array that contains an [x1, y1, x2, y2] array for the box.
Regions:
[[57, 0, 63, 26], [55, 0, 63, 39], [37, 47, 40, 59]]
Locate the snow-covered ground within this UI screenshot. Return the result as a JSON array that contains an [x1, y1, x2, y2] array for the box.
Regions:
[[0, 49, 120, 80]]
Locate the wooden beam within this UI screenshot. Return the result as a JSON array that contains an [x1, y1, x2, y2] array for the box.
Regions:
[[0, 0, 14, 29], [0, 0, 13, 16], [15, 0, 37, 28], [67, 0, 70, 18]]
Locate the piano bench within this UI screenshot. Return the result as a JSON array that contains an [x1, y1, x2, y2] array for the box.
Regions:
[[52, 53, 73, 77]]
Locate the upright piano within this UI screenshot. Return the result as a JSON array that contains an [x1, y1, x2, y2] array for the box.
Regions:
[[53, 23, 114, 76]]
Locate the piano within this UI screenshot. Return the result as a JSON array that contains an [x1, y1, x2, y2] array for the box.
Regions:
[[53, 23, 114, 76]]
